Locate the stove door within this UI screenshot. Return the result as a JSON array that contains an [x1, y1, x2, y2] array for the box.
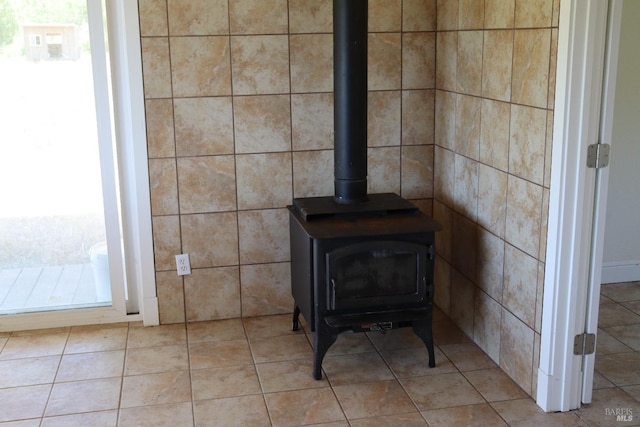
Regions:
[[326, 240, 428, 311]]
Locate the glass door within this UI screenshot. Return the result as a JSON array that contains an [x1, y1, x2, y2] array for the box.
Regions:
[[0, 0, 125, 315]]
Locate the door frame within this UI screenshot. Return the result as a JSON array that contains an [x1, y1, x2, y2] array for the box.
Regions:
[[536, 0, 623, 412]]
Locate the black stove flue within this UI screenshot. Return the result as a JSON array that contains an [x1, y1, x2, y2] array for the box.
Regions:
[[333, 0, 368, 204], [288, 0, 441, 380]]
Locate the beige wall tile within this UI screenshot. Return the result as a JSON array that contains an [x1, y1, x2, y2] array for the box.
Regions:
[[509, 104, 546, 185], [139, 0, 169, 36], [552, 0, 560, 27], [231, 35, 290, 95], [170, 36, 231, 97], [368, 147, 401, 195], [368, 91, 401, 147], [485, 0, 515, 29], [548, 28, 558, 109], [369, 0, 402, 32], [505, 175, 542, 258], [452, 212, 478, 281], [289, 0, 332, 34], [535, 261, 545, 333], [451, 269, 476, 337], [503, 244, 538, 328], [149, 158, 178, 216], [434, 257, 452, 314], [236, 153, 292, 210], [474, 290, 502, 362], [181, 212, 239, 268], [477, 163, 507, 238], [434, 200, 453, 263], [435, 90, 456, 151], [515, 0, 553, 28], [290, 34, 333, 93], [291, 93, 334, 151], [168, 0, 229, 35], [479, 99, 510, 172], [240, 263, 293, 317], [156, 271, 185, 324], [436, 32, 457, 92], [511, 29, 551, 108], [369, 33, 402, 91], [177, 156, 236, 213], [476, 228, 505, 302], [141, 37, 172, 99], [145, 99, 175, 158], [238, 209, 290, 264], [403, 32, 436, 90], [544, 110, 554, 188], [229, 0, 287, 35], [185, 267, 241, 321], [292, 150, 333, 198], [456, 31, 483, 95], [434, 145, 455, 207], [429, 0, 559, 398], [482, 30, 513, 102], [454, 154, 478, 221], [174, 97, 234, 156], [152, 215, 181, 271], [402, 90, 435, 146], [455, 94, 481, 160], [500, 308, 534, 395], [437, 0, 459, 30], [403, 0, 436, 31], [233, 95, 291, 154], [539, 188, 550, 262], [459, 0, 485, 30], [402, 145, 434, 199]]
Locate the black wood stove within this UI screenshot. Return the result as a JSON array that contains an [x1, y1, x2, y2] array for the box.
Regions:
[[288, 0, 441, 380]]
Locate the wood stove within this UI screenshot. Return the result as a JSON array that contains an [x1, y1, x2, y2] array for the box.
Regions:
[[288, 0, 441, 379]]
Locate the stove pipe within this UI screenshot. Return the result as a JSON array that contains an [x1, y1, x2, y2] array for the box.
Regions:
[[333, 0, 368, 204]]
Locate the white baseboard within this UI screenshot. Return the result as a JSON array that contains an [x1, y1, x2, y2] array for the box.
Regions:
[[601, 260, 640, 284]]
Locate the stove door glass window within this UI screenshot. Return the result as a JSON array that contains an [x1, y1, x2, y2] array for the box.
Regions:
[[327, 241, 426, 310]]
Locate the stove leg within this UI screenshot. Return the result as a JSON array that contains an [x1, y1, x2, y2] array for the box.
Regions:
[[292, 305, 301, 331], [312, 329, 338, 380], [412, 318, 435, 368]]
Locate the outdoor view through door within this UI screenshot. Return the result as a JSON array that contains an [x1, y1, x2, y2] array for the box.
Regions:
[[0, 0, 124, 315]]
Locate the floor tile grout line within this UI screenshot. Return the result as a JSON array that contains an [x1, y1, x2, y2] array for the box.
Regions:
[[241, 317, 276, 427]]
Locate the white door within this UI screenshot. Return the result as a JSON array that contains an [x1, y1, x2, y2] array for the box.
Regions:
[[0, 0, 157, 331], [580, 0, 625, 404], [583, 0, 640, 404], [0, 1, 125, 315]]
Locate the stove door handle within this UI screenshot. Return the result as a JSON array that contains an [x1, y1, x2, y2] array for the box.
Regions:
[[330, 278, 337, 310]]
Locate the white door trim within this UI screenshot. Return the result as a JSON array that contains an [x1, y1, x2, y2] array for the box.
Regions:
[[536, 0, 609, 412]]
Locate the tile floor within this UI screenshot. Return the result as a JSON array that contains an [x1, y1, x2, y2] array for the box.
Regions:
[[0, 282, 639, 426]]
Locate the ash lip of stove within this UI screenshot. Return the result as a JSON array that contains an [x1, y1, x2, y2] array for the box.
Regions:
[[288, 0, 441, 380]]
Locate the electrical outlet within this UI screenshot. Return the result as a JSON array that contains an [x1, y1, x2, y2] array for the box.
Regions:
[[175, 253, 191, 276]]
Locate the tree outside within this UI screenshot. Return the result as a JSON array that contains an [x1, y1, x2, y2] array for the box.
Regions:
[[0, 0, 18, 50]]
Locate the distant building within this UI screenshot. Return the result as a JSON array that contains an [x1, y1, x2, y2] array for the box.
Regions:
[[23, 24, 80, 61]]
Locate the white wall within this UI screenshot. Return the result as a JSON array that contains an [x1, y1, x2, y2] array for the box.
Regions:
[[602, 0, 640, 283]]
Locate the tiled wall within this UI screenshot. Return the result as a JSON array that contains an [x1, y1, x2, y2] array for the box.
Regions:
[[432, 0, 559, 396], [139, 0, 560, 398], [139, 1, 436, 324]]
